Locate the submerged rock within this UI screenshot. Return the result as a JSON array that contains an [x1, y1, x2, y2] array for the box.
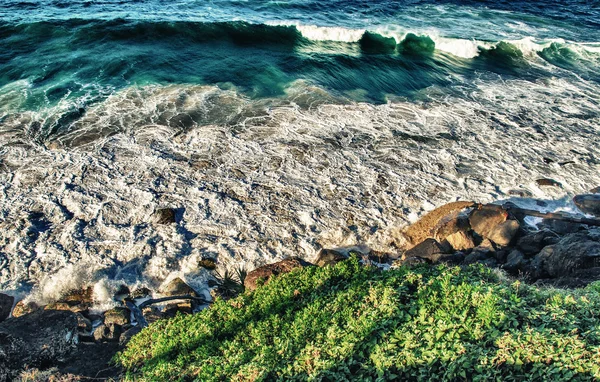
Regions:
[[0, 294, 14, 322], [573, 194, 600, 217], [0, 310, 78, 380], [536, 178, 562, 187], [244, 258, 312, 291]]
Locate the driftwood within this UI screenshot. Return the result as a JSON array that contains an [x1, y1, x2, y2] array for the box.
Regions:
[[125, 295, 209, 328], [499, 203, 600, 227]]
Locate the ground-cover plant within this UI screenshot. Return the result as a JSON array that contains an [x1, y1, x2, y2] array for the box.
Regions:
[[117, 257, 600, 381]]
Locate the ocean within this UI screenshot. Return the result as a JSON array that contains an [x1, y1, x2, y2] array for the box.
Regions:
[[1, 0, 599, 304]]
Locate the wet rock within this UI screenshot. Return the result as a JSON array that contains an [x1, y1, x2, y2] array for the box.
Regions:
[[159, 277, 199, 297], [199, 257, 217, 270], [445, 230, 476, 251], [0, 310, 78, 380], [103, 307, 131, 326], [403, 201, 475, 248], [536, 178, 562, 187], [403, 239, 447, 263], [533, 231, 600, 278], [315, 249, 347, 267], [142, 306, 164, 324], [131, 287, 152, 299], [75, 313, 92, 333], [487, 220, 520, 247], [93, 324, 122, 342], [539, 219, 582, 235], [590, 186, 600, 194], [114, 285, 130, 300], [573, 194, 600, 217], [119, 326, 142, 346], [469, 205, 508, 239], [47, 287, 94, 314], [516, 230, 560, 256], [245, 258, 312, 291], [151, 208, 176, 224], [503, 250, 526, 273], [11, 300, 39, 318], [0, 294, 14, 322]]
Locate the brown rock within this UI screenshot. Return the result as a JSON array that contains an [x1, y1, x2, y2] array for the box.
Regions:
[[159, 277, 198, 297], [403, 239, 447, 263], [12, 300, 39, 317], [93, 324, 122, 342], [487, 220, 520, 246], [573, 194, 600, 217], [314, 249, 347, 267], [131, 287, 152, 299], [404, 201, 475, 248], [536, 178, 562, 187], [152, 208, 176, 224], [0, 294, 14, 322], [75, 313, 92, 333], [142, 306, 164, 324], [103, 307, 131, 326], [469, 205, 508, 239], [244, 258, 311, 291], [444, 231, 476, 251]]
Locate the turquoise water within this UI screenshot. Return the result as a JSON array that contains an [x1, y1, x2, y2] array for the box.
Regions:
[[1, 0, 599, 144]]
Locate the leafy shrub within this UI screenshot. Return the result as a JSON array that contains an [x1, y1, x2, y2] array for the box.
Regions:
[[117, 257, 600, 381]]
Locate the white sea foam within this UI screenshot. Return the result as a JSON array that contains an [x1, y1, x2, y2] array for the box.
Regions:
[[0, 76, 599, 307]]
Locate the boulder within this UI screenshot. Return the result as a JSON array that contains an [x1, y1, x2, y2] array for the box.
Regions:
[[487, 220, 520, 246], [536, 178, 562, 187], [539, 219, 582, 235], [244, 258, 312, 291], [0, 294, 14, 322], [533, 232, 600, 278], [403, 239, 447, 263], [93, 324, 122, 343], [503, 250, 526, 273], [516, 230, 560, 256], [75, 313, 92, 333], [11, 300, 39, 318], [434, 216, 471, 242], [159, 277, 198, 297], [131, 287, 152, 299], [590, 186, 600, 194], [103, 307, 131, 326], [469, 205, 508, 239], [314, 249, 347, 267], [142, 306, 164, 324], [445, 230, 476, 251], [573, 194, 600, 217], [0, 310, 78, 380], [152, 208, 176, 224], [403, 201, 475, 248], [119, 326, 142, 346]]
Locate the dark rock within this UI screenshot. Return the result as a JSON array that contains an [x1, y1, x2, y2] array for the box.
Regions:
[[152, 208, 176, 224], [536, 178, 562, 187], [315, 249, 347, 267], [573, 194, 600, 217], [199, 257, 217, 270], [0, 310, 78, 380], [0, 294, 14, 322], [75, 313, 92, 333], [590, 186, 600, 194], [400, 257, 428, 267], [434, 216, 471, 241], [45, 287, 94, 314], [245, 258, 312, 291], [516, 230, 560, 256], [539, 218, 582, 235], [119, 326, 142, 346], [469, 205, 508, 239], [480, 258, 498, 268], [463, 251, 488, 265], [503, 250, 525, 273], [509, 189, 533, 198], [403, 238, 447, 263], [438, 252, 465, 265], [142, 306, 164, 324], [164, 302, 193, 317], [403, 201, 475, 247], [159, 277, 198, 297], [131, 287, 152, 299], [93, 323, 122, 342], [531, 245, 555, 279], [495, 249, 510, 263], [12, 300, 39, 317], [367, 250, 396, 264], [487, 220, 520, 247], [114, 285, 130, 299], [532, 231, 600, 279], [103, 307, 131, 326]]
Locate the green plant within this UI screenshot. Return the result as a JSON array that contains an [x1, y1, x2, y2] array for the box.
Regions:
[[117, 257, 600, 381]]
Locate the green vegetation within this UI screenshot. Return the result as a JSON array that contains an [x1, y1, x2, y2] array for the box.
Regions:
[[117, 257, 600, 381]]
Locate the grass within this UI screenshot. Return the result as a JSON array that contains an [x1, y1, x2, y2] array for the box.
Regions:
[[117, 257, 600, 381]]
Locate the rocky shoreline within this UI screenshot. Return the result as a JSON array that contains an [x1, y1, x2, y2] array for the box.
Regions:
[[1, 191, 600, 380]]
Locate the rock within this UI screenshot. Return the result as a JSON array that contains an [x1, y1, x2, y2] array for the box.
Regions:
[[531, 245, 555, 279], [0, 310, 78, 380], [469, 205, 508, 239], [164, 302, 192, 317], [403, 201, 475, 248], [314, 249, 347, 267], [93, 324, 122, 342], [539, 218, 582, 235], [159, 277, 198, 297], [403, 239, 447, 263], [45, 287, 94, 314], [400, 257, 428, 267], [103, 307, 131, 326], [114, 285, 130, 300], [503, 250, 525, 273], [434, 216, 471, 242], [142, 307, 164, 324], [463, 251, 489, 265], [516, 230, 560, 256], [131, 287, 152, 299], [533, 231, 600, 278], [590, 186, 600, 194], [199, 257, 217, 270], [487, 220, 520, 246], [11, 300, 39, 318], [573, 194, 600, 217], [536, 178, 562, 187], [75, 313, 92, 333], [119, 326, 142, 346], [152, 208, 176, 224], [437, 252, 466, 265], [0, 294, 14, 322], [444, 230, 476, 251], [245, 258, 312, 291]]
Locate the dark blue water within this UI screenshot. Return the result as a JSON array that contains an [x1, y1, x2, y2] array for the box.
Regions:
[[0, 0, 599, 144]]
